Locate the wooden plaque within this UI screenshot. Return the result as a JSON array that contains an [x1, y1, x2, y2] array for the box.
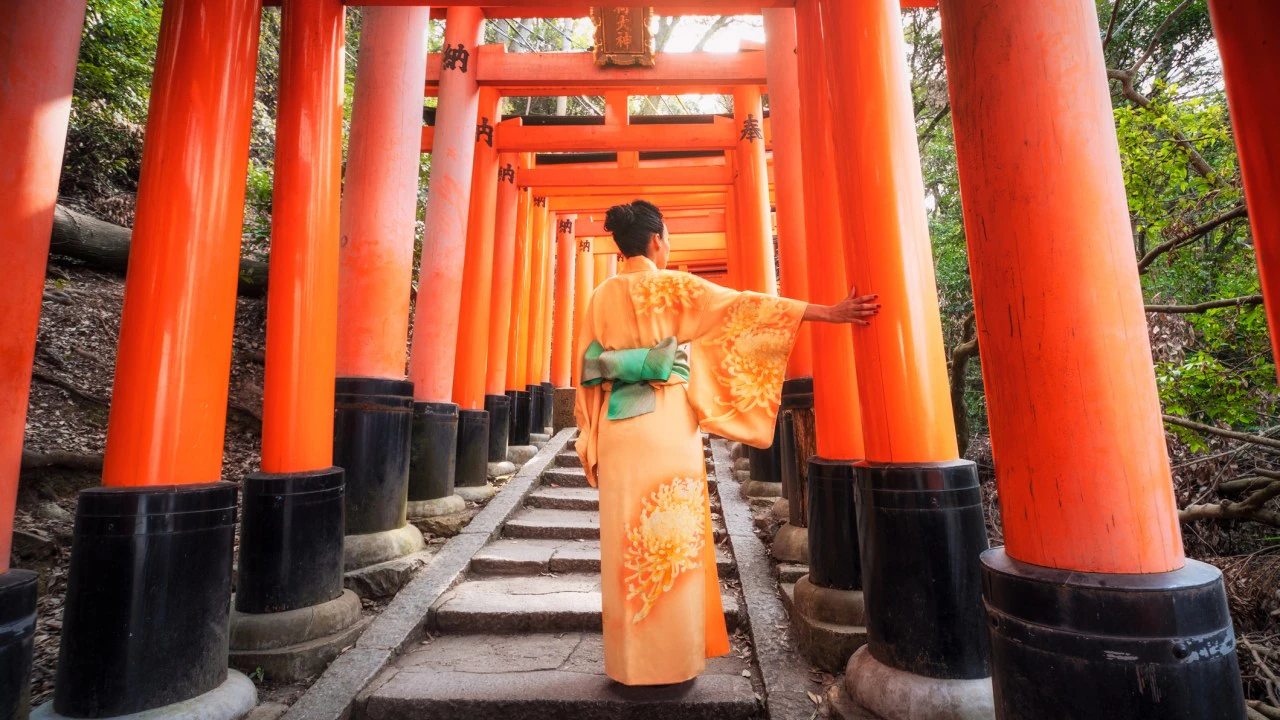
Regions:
[[590, 7, 655, 68]]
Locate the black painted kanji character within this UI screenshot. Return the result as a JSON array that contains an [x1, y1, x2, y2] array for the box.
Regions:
[[498, 163, 516, 184], [476, 117, 494, 147], [740, 114, 764, 143], [441, 43, 470, 73]]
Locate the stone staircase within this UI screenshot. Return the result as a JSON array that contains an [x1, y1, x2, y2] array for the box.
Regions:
[[360, 439, 766, 720]]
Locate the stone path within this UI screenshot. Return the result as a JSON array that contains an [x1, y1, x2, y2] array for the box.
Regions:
[[362, 439, 767, 720]]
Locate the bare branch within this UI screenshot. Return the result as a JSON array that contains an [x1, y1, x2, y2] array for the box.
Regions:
[[1145, 294, 1264, 314], [1136, 204, 1249, 271], [1129, 0, 1195, 75], [917, 103, 951, 149], [1163, 415, 1280, 453], [692, 16, 733, 53], [1103, 0, 1124, 50]]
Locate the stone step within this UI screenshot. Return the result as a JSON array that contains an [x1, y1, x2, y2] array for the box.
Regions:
[[430, 573, 741, 634], [471, 538, 735, 576], [555, 452, 582, 468], [527, 486, 599, 511], [365, 633, 758, 720], [502, 508, 727, 543], [541, 466, 590, 488], [504, 507, 599, 540]]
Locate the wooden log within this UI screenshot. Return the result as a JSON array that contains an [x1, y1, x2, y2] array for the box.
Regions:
[[49, 204, 269, 297]]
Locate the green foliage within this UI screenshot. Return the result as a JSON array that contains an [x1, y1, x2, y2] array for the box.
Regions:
[[62, 0, 162, 203]]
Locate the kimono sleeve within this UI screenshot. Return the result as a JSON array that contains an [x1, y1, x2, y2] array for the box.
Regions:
[[684, 278, 807, 448]]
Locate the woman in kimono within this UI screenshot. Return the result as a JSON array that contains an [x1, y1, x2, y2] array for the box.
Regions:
[[574, 200, 879, 686]]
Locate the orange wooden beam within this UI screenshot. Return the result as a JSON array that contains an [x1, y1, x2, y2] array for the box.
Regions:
[[593, 232, 726, 255], [550, 192, 727, 213], [426, 45, 767, 94], [576, 212, 725, 238], [518, 165, 732, 188]]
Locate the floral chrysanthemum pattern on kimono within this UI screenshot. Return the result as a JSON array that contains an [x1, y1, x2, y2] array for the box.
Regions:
[[630, 272, 706, 314], [707, 296, 797, 418], [624, 477, 706, 623]]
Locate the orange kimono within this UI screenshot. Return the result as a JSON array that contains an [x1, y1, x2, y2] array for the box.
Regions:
[[574, 256, 807, 685]]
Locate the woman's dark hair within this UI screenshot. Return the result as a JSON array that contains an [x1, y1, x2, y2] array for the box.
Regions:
[[604, 200, 664, 257]]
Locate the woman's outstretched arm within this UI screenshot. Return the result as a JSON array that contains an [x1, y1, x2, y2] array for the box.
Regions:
[[803, 286, 881, 326]]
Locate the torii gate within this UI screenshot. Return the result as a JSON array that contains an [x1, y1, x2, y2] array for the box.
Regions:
[[2, 2, 1273, 720]]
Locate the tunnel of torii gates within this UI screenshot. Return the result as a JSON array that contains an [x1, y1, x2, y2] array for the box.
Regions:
[[2, 0, 1278, 718]]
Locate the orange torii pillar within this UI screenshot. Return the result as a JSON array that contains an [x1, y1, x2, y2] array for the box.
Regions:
[[593, 254, 616, 288], [1210, 1, 1280, 383], [505, 183, 536, 454], [549, 215, 578, 431], [764, 6, 816, 559], [0, 2, 85, 714], [538, 212, 559, 433], [333, 6, 429, 565], [570, 236, 595, 387], [51, 0, 262, 716], [733, 87, 777, 296], [484, 152, 522, 475], [406, 6, 483, 518], [818, 0, 992, 714], [941, 2, 1244, 716], [525, 198, 553, 437], [452, 88, 502, 500], [776, 5, 869, 674], [729, 102, 785, 496], [228, 0, 358, 684]]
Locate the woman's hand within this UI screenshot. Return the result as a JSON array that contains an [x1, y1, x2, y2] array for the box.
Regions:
[[803, 286, 881, 326]]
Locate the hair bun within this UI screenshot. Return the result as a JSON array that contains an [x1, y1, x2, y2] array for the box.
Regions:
[[604, 204, 636, 233]]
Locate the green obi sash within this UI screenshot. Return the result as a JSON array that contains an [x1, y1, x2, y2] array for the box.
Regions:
[[581, 336, 690, 420]]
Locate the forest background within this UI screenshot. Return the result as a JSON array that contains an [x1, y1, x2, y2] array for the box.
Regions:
[[39, 0, 1280, 704]]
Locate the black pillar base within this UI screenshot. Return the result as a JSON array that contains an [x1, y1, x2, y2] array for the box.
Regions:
[[236, 467, 345, 614], [539, 382, 554, 431], [484, 394, 511, 463], [807, 457, 862, 591], [455, 409, 490, 489], [526, 384, 543, 436], [333, 377, 413, 535], [781, 377, 814, 528], [409, 401, 457, 503], [748, 417, 784, 485], [1, 569, 38, 720], [506, 390, 531, 446], [858, 460, 990, 681], [54, 482, 237, 717], [983, 549, 1245, 719]]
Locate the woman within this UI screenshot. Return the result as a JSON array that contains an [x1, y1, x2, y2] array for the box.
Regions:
[[574, 199, 880, 686]]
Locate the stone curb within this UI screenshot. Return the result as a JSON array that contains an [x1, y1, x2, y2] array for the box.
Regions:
[[278, 429, 578, 720], [713, 438, 817, 720]]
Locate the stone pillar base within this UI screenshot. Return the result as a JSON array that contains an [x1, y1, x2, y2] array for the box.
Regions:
[[741, 480, 782, 498], [770, 497, 790, 524], [838, 646, 994, 720], [34, 671, 257, 720], [507, 445, 538, 465], [551, 387, 577, 434], [785, 575, 866, 673], [407, 493, 466, 520], [343, 523, 426, 572], [530, 432, 550, 447], [771, 522, 809, 564], [487, 461, 517, 478], [733, 456, 751, 473], [229, 590, 369, 682], [729, 441, 748, 460], [456, 483, 497, 502]]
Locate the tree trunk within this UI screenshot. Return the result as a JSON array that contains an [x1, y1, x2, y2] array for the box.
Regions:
[[50, 204, 269, 297]]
